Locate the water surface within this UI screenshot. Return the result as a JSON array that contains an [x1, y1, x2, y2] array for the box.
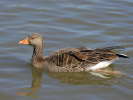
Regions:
[[0, 0, 133, 100]]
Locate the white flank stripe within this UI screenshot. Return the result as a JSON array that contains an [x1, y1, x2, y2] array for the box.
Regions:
[[86, 60, 115, 71]]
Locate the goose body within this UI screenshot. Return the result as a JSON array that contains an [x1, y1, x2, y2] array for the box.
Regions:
[[19, 33, 129, 72]]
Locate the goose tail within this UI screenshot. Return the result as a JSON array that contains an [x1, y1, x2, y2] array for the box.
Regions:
[[116, 54, 129, 58]]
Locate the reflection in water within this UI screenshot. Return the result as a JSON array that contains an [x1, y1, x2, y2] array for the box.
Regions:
[[16, 64, 124, 98], [16, 66, 43, 98]]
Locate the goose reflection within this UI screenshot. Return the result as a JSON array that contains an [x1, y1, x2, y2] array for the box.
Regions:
[[16, 66, 43, 98], [16, 64, 124, 98]]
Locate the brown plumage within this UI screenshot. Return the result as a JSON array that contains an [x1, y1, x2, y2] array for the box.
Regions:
[[19, 33, 129, 72]]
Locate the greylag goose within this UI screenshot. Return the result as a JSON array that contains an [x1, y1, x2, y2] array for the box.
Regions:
[[19, 33, 129, 73]]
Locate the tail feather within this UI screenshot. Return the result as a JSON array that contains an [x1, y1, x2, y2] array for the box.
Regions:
[[116, 54, 129, 58]]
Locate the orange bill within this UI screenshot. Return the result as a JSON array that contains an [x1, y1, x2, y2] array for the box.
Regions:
[[19, 38, 29, 45]]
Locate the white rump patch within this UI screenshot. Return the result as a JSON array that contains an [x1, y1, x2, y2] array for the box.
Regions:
[[86, 60, 115, 71], [119, 54, 128, 56]]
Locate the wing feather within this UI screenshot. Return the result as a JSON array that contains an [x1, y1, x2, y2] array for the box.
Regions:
[[49, 47, 118, 69]]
